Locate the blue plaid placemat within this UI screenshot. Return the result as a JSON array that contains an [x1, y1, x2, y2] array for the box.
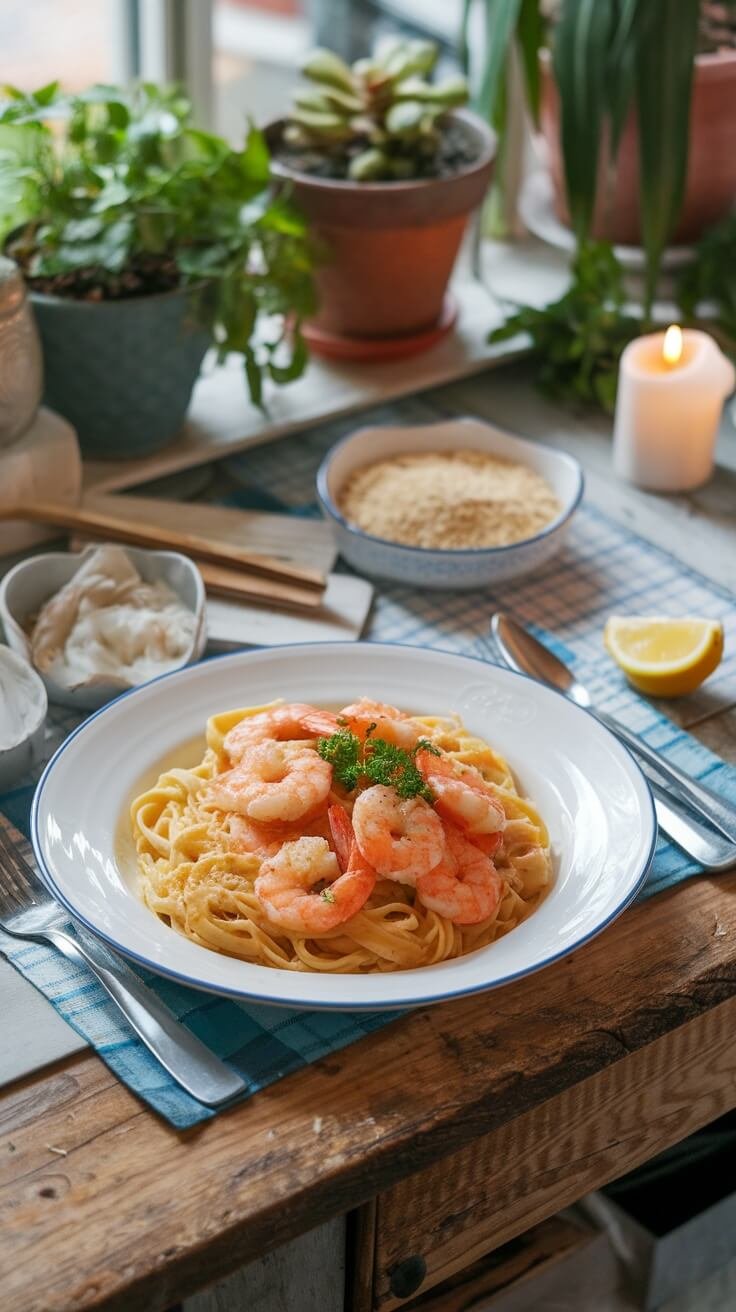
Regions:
[[1, 426, 735, 1128]]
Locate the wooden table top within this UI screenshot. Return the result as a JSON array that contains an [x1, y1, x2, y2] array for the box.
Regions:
[[2, 363, 735, 1312]]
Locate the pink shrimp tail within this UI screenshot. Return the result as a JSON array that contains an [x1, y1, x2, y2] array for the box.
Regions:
[[328, 804, 354, 873], [301, 710, 341, 738], [328, 804, 376, 882]]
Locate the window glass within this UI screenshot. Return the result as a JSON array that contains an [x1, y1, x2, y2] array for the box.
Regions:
[[0, 0, 115, 91], [213, 0, 309, 141]]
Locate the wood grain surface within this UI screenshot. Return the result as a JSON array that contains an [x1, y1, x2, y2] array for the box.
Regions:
[[389, 1215, 603, 1312], [2, 866, 736, 1312], [1, 368, 735, 1312], [371, 996, 736, 1308]]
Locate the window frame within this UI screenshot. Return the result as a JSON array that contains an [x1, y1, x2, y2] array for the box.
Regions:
[[119, 0, 213, 125]]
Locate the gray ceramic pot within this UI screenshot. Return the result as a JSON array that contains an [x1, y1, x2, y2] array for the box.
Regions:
[[30, 285, 210, 459]]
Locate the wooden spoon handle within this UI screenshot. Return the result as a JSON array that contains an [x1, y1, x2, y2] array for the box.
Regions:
[[2, 501, 325, 593], [198, 563, 324, 612]]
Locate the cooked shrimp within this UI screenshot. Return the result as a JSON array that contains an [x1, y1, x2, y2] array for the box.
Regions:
[[327, 803, 354, 873], [470, 830, 504, 859], [228, 813, 331, 858], [352, 784, 444, 884], [224, 702, 339, 762], [340, 698, 422, 750], [255, 835, 375, 934], [208, 740, 332, 824], [416, 822, 503, 925], [228, 814, 285, 858], [416, 750, 506, 837], [328, 803, 377, 878]]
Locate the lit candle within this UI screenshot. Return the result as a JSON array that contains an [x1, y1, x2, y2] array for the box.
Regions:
[[613, 326, 735, 491]]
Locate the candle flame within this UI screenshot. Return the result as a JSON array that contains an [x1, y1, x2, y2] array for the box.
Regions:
[[662, 324, 683, 366]]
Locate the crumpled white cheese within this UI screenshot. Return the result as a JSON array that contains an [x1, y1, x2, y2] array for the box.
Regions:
[[30, 544, 197, 691]]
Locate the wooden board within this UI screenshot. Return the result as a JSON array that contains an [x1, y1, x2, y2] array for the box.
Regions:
[[82, 493, 338, 575], [183, 1217, 346, 1312]]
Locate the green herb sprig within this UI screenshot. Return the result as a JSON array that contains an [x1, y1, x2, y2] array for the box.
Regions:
[[488, 241, 643, 413], [316, 731, 438, 800], [315, 728, 362, 791], [363, 738, 431, 800]]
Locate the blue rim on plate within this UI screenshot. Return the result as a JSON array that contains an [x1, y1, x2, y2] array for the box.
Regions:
[[30, 643, 657, 1011], [316, 425, 586, 558]]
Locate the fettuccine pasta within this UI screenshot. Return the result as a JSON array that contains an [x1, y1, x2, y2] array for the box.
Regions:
[[131, 700, 552, 973]]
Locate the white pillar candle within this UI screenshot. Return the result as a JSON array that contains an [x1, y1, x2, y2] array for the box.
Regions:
[[613, 326, 735, 491]]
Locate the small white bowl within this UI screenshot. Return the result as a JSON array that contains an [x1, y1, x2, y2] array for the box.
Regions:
[[0, 545, 207, 710], [316, 418, 584, 589], [0, 646, 47, 790]]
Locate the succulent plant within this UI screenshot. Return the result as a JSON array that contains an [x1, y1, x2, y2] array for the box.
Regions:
[[283, 39, 469, 181]]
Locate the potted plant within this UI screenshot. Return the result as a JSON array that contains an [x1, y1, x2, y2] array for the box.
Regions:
[[0, 82, 315, 458], [466, 0, 736, 308], [265, 38, 496, 357]]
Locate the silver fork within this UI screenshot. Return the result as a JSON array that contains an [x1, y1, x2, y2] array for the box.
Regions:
[[0, 822, 247, 1107]]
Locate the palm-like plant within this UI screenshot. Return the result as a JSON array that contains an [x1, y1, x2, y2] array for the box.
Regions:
[[464, 0, 733, 311]]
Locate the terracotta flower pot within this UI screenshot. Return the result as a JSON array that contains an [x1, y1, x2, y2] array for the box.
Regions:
[[268, 110, 495, 342], [540, 50, 736, 246]]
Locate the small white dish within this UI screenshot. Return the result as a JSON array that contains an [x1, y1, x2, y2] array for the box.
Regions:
[[32, 642, 655, 1011], [316, 418, 583, 589], [0, 544, 207, 710], [0, 646, 47, 790]]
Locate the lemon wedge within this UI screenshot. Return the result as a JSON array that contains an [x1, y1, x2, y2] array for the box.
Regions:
[[603, 616, 724, 697]]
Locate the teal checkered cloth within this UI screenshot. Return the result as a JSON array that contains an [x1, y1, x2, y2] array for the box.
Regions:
[[1, 420, 734, 1127]]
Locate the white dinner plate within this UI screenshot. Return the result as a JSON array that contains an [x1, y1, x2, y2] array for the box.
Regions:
[[32, 643, 656, 1011]]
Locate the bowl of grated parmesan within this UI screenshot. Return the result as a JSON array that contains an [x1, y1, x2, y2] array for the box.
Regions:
[[316, 418, 584, 588]]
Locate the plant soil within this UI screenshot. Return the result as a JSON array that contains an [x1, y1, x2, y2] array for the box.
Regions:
[[275, 119, 479, 184], [6, 243, 181, 301], [699, 2, 736, 53]]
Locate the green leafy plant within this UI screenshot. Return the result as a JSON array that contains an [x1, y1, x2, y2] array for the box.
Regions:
[[282, 38, 469, 181], [463, 0, 736, 311], [488, 241, 642, 411], [460, 0, 544, 234], [0, 81, 316, 405]]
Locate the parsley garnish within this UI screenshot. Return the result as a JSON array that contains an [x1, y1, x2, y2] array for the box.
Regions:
[[317, 729, 435, 800], [320, 888, 336, 904], [363, 738, 433, 801], [316, 729, 361, 790]]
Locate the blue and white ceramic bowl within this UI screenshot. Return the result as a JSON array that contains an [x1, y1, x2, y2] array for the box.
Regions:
[[316, 419, 584, 589]]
